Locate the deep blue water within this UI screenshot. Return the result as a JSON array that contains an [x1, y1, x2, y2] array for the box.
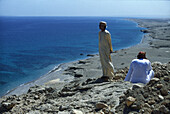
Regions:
[[0, 17, 144, 97]]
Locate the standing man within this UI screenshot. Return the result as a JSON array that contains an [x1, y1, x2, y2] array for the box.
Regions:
[[99, 21, 114, 81]]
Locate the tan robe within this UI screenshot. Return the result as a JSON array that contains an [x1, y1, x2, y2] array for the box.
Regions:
[[99, 30, 114, 78]]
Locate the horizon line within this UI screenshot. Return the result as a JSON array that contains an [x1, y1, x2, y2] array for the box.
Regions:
[[0, 15, 170, 19]]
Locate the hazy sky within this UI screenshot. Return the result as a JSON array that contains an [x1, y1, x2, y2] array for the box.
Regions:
[[0, 0, 170, 17]]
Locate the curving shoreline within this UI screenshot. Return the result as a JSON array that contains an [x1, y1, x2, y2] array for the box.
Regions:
[[0, 18, 170, 113], [3, 18, 170, 97]]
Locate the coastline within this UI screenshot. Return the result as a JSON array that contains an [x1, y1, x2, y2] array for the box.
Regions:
[[5, 55, 99, 96], [0, 18, 170, 113], [4, 18, 170, 97]]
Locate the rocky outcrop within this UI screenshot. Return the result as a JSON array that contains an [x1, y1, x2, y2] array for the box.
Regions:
[[115, 62, 170, 114], [0, 62, 169, 114]]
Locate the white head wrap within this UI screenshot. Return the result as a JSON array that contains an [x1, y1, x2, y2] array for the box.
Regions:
[[99, 21, 107, 27]]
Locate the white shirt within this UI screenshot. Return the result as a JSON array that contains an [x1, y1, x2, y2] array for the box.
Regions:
[[124, 59, 154, 84]]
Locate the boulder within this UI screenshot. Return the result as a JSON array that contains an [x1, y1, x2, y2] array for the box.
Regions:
[[164, 76, 169, 82], [152, 109, 160, 114], [0, 102, 15, 112], [160, 89, 168, 96], [2, 102, 15, 110], [144, 103, 151, 108], [148, 99, 156, 105], [158, 95, 164, 101], [156, 84, 163, 89], [126, 96, 136, 107], [159, 105, 169, 114], [132, 83, 144, 90], [95, 102, 109, 110]]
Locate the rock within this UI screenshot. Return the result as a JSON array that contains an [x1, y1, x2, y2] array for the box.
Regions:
[[161, 100, 170, 108], [148, 99, 156, 105], [164, 76, 169, 82], [45, 79, 60, 85], [139, 108, 152, 113], [74, 73, 83, 78], [141, 29, 150, 33], [100, 76, 110, 82], [160, 89, 168, 96], [95, 102, 109, 110], [2, 102, 15, 110], [143, 93, 148, 98], [59, 105, 70, 111], [132, 83, 144, 90], [85, 78, 93, 83], [159, 105, 169, 114], [87, 54, 95, 57], [121, 63, 124, 65], [126, 96, 136, 107], [102, 108, 114, 114], [131, 104, 141, 110], [80, 53, 84, 56], [27, 99, 36, 103], [149, 78, 160, 84], [67, 67, 83, 70], [78, 60, 86, 64], [152, 109, 160, 114], [156, 84, 163, 89], [71, 109, 84, 114], [98, 110, 105, 114], [28, 86, 54, 94], [158, 95, 164, 100], [113, 73, 124, 80], [76, 85, 92, 92], [34, 95, 39, 100], [0, 104, 6, 112], [45, 87, 55, 93], [144, 103, 151, 108], [36, 104, 54, 111], [59, 91, 76, 97], [0, 102, 15, 113], [152, 62, 162, 66]]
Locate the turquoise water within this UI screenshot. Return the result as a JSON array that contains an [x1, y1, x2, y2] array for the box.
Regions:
[[0, 17, 144, 96]]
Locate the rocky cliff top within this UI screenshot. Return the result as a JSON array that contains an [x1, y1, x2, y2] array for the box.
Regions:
[[0, 62, 169, 114]]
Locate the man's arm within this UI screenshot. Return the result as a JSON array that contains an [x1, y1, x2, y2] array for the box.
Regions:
[[147, 61, 154, 79], [107, 33, 113, 53], [124, 62, 133, 81]]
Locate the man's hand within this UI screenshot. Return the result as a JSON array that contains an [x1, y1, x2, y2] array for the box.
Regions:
[[110, 50, 113, 53]]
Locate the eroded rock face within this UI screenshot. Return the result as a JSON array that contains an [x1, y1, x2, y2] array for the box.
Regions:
[[115, 62, 170, 114]]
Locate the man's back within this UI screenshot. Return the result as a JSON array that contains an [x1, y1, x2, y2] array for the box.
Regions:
[[125, 59, 153, 84]]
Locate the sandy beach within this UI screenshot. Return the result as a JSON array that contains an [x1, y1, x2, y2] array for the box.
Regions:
[[1, 18, 170, 113]]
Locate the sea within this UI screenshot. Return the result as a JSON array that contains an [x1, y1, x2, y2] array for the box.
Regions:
[[0, 17, 144, 97]]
